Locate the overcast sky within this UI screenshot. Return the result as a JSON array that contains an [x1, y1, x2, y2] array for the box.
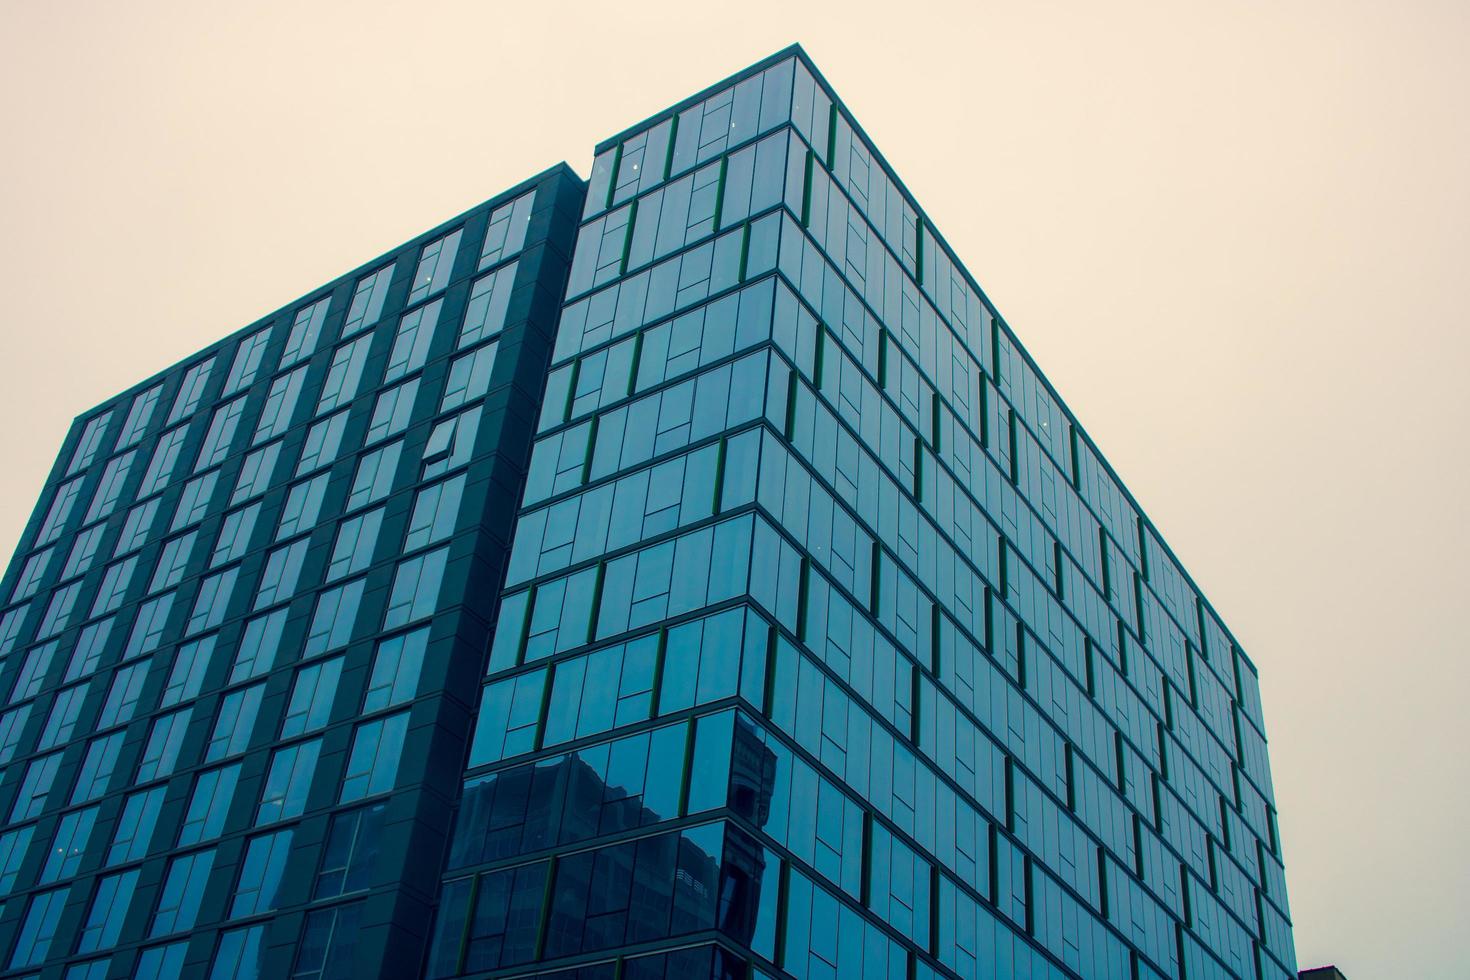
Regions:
[[1, 2, 1465, 976]]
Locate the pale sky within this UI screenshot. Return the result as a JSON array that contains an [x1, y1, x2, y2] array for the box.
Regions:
[[1, 2, 1466, 976]]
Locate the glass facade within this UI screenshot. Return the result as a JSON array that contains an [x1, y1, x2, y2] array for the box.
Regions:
[[0, 46, 1294, 980]]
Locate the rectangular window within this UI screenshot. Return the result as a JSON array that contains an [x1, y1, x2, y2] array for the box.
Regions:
[[384, 299, 442, 381], [84, 450, 136, 523], [295, 410, 350, 476], [97, 662, 151, 736], [253, 538, 310, 610], [0, 826, 35, 894], [178, 763, 241, 846], [212, 503, 260, 567], [409, 229, 462, 303], [421, 405, 481, 479], [36, 476, 85, 546], [77, 868, 139, 953], [108, 786, 166, 865], [206, 684, 265, 761], [256, 739, 322, 825], [135, 708, 193, 782], [114, 498, 160, 556], [37, 681, 89, 749], [149, 531, 197, 593], [404, 474, 464, 552], [211, 925, 265, 980], [138, 425, 189, 497], [347, 448, 401, 521], [275, 474, 328, 540], [123, 592, 175, 658], [92, 554, 139, 615], [253, 366, 307, 444], [67, 411, 113, 476], [161, 634, 216, 706], [316, 336, 372, 415], [293, 902, 363, 980], [9, 886, 69, 969], [231, 441, 281, 504], [40, 806, 98, 882], [10, 753, 62, 821], [326, 509, 382, 582], [280, 297, 330, 368], [64, 618, 113, 682], [314, 802, 385, 899], [10, 546, 52, 603], [231, 610, 286, 682], [231, 829, 294, 918], [303, 579, 364, 658], [62, 522, 106, 578], [0, 705, 30, 764], [479, 191, 534, 269], [0, 606, 27, 661], [440, 341, 499, 411], [365, 378, 418, 445], [188, 567, 239, 635], [167, 356, 216, 425], [70, 731, 124, 804], [459, 265, 515, 347], [118, 384, 164, 448], [171, 470, 219, 531], [364, 627, 428, 712], [37, 582, 81, 638], [224, 327, 273, 395], [150, 849, 216, 937], [343, 264, 393, 337], [280, 656, 343, 738], [339, 711, 409, 802], [196, 396, 248, 470], [134, 942, 188, 979], [384, 547, 448, 629]]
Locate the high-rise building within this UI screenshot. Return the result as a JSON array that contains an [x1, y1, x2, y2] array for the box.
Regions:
[[0, 46, 1295, 980]]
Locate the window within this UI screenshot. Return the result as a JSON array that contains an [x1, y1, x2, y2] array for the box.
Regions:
[[385, 299, 443, 382], [138, 425, 189, 496], [136, 708, 192, 782], [206, 684, 264, 761], [115, 497, 160, 555], [171, 470, 219, 530], [459, 265, 515, 347], [149, 531, 197, 593], [0, 605, 28, 658], [409, 228, 462, 303], [231, 610, 286, 682], [254, 538, 310, 610], [36, 475, 85, 545], [91, 555, 137, 615], [404, 475, 464, 551], [9, 547, 52, 603], [439, 341, 499, 410], [479, 191, 535, 269], [281, 656, 343, 738], [303, 580, 364, 658], [84, 450, 136, 523], [37, 681, 89, 749], [256, 739, 321, 825], [232, 441, 281, 503], [293, 901, 364, 979], [168, 357, 216, 424], [296, 410, 350, 475], [212, 503, 260, 567], [0, 826, 35, 893], [187, 567, 239, 634], [161, 634, 216, 706], [123, 592, 175, 658], [364, 627, 428, 712], [67, 411, 113, 475], [316, 336, 372, 414], [118, 384, 164, 448], [108, 786, 166, 864], [150, 849, 216, 936], [70, 731, 124, 803], [230, 829, 293, 918], [62, 522, 106, 578], [275, 474, 328, 540], [384, 547, 448, 629], [97, 659, 150, 728], [420, 405, 481, 479], [40, 806, 97, 882], [347, 441, 401, 510], [0, 705, 30, 764], [11, 640, 58, 701], [254, 366, 308, 443], [68, 956, 113, 979], [64, 618, 113, 682], [197, 396, 248, 470], [339, 711, 409, 802], [365, 378, 418, 444], [179, 764, 241, 846], [211, 926, 265, 980], [134, 942, 188, 980], [326, 509, 382, 581], [76, 867, 139, 952], [280, 297, 330, 368], [224, 327, 273, 395], [11, 752, 62, 821], [36, 581, 82, 637], [343, 264, 393, 337], [9, 886, 69, 968], [315, 803, 385, 899]]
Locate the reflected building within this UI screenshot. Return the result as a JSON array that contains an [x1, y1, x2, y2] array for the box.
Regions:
[[0, 45, 1294, 980]]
